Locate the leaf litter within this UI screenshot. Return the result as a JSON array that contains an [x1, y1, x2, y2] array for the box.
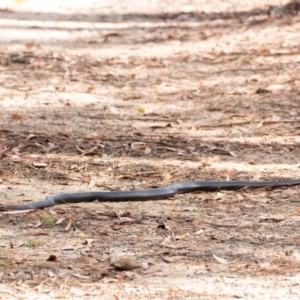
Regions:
[[1, 0, 300, 299]]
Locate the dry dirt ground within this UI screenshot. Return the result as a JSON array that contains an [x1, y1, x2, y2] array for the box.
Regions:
[[1, 0, 300, 299]]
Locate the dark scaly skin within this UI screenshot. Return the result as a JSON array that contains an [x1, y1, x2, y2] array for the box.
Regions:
[[2, 179, 300, 211]]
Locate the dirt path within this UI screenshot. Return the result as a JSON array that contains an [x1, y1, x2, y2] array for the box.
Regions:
[[1, 0, 300, 299]]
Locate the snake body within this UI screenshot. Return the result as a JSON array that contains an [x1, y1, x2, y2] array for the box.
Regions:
[[2, 179, 300, 211]]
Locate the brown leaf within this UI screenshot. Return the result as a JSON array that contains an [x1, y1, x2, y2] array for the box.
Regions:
[[193, 229, 205, 235], [144, 147, 151, 154], [83, 239, 95, 246], [71, 273, 90, 279], [164, 244, 180, 249], [30, 232, 49, 236], [86, 86, 95, 93], [213, 254, 229, 264], [88, 252, 102, 260], [141, 265, 158, 274], [34, 219, 42, 228], [115, 217, 136, 224], [56, 218, 66, 224], [157, 223, 172, 230], [32, 162, 48, 168], [12, 255, 26, 264], [102, 277, 118, 283], [25, 280, 42, 287], [103, 32, 121, 42], [0, 145, 10, 157], [150, 123, 172, 129], [174, 233, 190, 240], [47, 255, 58, 262], [25, 134, 37, 140], [111, 258, 140, 270], [76, 145, 99, 155], [225, 204, 241, 213], [157, 146, 185, 154], [11, 113, 23, 120], [130, 142, 146, 150], [65, 218, 73, 231], [88, 179, 96, 188], [229, 151, 238, 157], [162, 256, 184, 263], [35, 142, 60, 152]]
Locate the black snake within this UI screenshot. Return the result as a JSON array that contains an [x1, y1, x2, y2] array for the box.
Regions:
[[2, 179, 300, 211]]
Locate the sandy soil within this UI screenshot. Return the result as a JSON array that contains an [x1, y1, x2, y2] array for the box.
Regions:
[[1, 0, 300, 299]]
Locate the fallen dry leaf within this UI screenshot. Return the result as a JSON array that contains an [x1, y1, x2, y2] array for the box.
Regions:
[[65, 218, 73, 231], [11, 113, 23, 120], [162, 256, 185, 263], [111, 258, 141, 270], [213, 254, 229, 264], [46, 255, 58, 262]]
